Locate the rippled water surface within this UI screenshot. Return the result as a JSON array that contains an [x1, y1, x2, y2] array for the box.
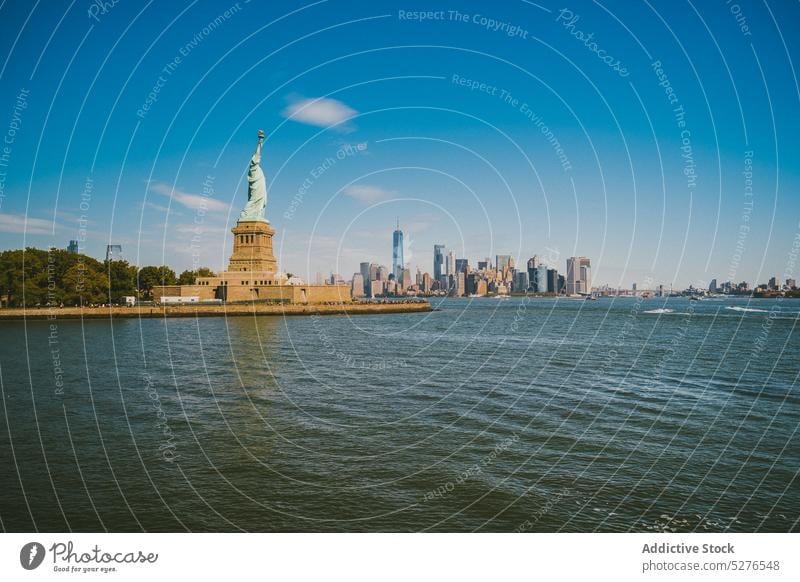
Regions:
[[1, 297, 798, 531]]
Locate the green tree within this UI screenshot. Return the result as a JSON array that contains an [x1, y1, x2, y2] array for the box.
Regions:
[[177, 270, 196, 285], [137, 265, 177, 299], [0, 248, 214, 306], [176, 267, 216, 285], [0, 247, 105, 307], [106, 260, 137, 302], [0, 249, 28, 306], [63, 263, 108, 305]]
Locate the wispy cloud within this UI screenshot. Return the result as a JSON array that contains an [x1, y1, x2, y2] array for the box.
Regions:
[[54, 210, 95, 225], [0, 213, 58, 235], [282, 96, 357, 130], [148, 181, 229, 213], [174, 224, 228, 235], [141, 200, 174, 214], [343, 184, 394, 204]]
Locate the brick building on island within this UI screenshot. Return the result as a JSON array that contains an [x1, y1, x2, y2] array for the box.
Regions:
[[153, 131, 350, 305]]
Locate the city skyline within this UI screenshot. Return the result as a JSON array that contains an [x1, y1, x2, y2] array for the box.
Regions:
[[345, 221, 792, 298], [37, 223, 796, 298]]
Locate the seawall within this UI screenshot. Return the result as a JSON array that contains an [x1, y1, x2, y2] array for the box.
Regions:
[[0, 302, 432, 320]]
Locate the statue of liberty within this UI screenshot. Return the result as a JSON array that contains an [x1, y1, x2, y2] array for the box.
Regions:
[[239, 129, 268, 222]]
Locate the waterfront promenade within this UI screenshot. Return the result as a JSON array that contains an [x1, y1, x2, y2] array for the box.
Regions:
[[0, 301, 431, 320]]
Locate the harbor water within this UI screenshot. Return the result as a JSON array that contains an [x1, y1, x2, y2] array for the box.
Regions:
[[1, 297, 797, 532]]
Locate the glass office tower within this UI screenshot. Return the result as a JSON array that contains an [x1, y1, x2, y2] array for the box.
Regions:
[[433, 244, 446, 280], [392, 220, 404, 281]]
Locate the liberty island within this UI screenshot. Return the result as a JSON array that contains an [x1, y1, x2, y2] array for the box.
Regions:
[[0, 130, 430, 318], [151, 129, 352, 305]]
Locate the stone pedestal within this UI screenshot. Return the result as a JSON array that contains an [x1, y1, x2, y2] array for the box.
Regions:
[[228, 220, 277, 274]]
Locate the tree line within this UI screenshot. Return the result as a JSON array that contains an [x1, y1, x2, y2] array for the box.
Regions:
[[0, 247, 215, 307]]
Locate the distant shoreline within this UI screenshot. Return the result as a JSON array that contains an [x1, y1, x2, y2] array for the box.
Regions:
[[0, 301, 432, 320]]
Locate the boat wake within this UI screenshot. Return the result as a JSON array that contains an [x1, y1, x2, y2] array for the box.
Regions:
[[726, 306, 768, 313], [643, 308, 674, 314]]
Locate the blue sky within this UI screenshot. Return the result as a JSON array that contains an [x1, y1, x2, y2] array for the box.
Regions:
[[0, 0, 798, 288]]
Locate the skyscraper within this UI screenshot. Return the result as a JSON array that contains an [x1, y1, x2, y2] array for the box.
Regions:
[[465, 272, 479, 295], [566, 257, 591, 295], [547, 268, 559, 294], [422, 272, 431, 293], [446, 250, 455, 277], [433, 244, 445, 280], [527, 257, 537, 289], [513, 270, 529, 292], [453, 272, 465, 297], [392, 220, 404, 281], [455, 258, 468, 274], [535, 264, 549, 292], [351, 273, 365, 298], [580, 259, 592, 294], [401, 268, 412, 290], [360, 262, 371, 294], [106, 244, 122, 262], [496, 255, 512, 272]]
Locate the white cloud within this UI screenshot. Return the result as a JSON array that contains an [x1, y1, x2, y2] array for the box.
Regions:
[[54, 210, 95, 225], [141, 200, 174, 213], [0, 213, 58, 235], [343, 184, 394, 204], [149, 181, 229, 213], [174, 224, 228, 235], [282, 97, 357, 129]]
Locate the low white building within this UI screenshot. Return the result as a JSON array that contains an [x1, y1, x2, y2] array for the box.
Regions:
[[160, 296, 200, 304]]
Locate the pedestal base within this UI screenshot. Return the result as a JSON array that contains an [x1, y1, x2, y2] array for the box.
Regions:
[[228, 220, 277, 274]]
